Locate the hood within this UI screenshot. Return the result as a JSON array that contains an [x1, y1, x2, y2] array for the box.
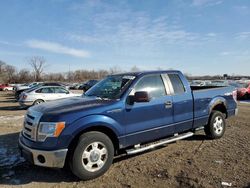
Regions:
[[30, 96, 116, 116]]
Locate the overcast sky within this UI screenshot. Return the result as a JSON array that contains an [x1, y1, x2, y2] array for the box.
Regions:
[[0, 0, 249, 75]]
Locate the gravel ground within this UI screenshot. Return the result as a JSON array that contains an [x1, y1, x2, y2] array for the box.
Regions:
[[0, 91, 249, 188]]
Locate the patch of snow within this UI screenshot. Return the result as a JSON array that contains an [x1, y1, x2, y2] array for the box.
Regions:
[[0, 146, 25, 167], [0, 115, 24, 121]]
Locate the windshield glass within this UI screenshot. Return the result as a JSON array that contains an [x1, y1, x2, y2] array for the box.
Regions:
[[84, 75, 136, 99]]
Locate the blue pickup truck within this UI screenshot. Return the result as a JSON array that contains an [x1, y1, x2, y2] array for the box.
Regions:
[[19, 70, 238, 180]]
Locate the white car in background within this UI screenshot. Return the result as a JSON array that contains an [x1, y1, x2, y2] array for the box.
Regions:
[[15, 82, 42, 91], [18, 86, 81, 107]]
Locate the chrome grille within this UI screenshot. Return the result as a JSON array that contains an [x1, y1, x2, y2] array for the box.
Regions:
[[22, 109, 43, 141]]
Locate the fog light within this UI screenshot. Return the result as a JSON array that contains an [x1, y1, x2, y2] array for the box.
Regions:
[[37, 155, 45, 163]]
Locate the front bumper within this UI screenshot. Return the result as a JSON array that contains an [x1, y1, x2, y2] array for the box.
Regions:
[[18, 138, 68, 168]]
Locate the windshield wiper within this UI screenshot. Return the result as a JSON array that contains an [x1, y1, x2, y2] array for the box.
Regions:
[[84, 94, 110, 100]]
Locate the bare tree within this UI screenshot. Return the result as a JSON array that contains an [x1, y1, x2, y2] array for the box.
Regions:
[[28, 56, 46, 81], [5, 65, 17, 83], [0, 60, 6, 74], [109, 66, 122, 74], [130, 65, 140, 72], [18, 69, 32, 83]]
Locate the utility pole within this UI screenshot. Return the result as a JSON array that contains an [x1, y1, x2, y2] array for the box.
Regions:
[[68, 63, 71, 82]]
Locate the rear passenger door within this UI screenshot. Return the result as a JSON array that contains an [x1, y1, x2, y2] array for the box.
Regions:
[[166, 73, 193, 133], [54, 87, 69, 99], [35, 87, 56, 101]]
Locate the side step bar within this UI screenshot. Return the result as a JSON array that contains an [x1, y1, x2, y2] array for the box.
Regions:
[[126, 132, 194, 155]]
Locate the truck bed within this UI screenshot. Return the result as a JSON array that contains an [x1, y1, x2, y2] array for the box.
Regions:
[[190, 85, 226, 90], [191, 85, 236, 128]]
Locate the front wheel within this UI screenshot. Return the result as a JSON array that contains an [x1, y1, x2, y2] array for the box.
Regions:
[[205, 111, 226, 139], [70, 131, 114, 180]]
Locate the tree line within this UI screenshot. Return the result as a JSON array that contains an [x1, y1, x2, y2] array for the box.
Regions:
[[1, 56, 249, 84], [0, 56, 140, 84]]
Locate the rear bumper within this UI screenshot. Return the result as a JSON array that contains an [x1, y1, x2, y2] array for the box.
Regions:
[[18, 137, 68, 168], [19, 101, 33, 107], [227, 108, 238, 117]]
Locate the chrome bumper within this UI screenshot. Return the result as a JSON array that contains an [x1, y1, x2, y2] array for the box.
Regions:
[[19, 138, 68, 168]]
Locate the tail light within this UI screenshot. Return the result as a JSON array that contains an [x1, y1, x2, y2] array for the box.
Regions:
[[232, 90, 237, 102], [23, 94, 27, 100]]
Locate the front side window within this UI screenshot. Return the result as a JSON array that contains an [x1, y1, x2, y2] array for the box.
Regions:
[[134, 74, 166, 99], [54, 87, 68, 94], [36, 87, 54, 94]]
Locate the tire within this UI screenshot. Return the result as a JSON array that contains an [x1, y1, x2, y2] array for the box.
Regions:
[[205, 111, 226, 139], [4, 88, 8, 91], [244, 93, 249, 100], [70, 131, 114, 180], [33, 99, 44, 105]]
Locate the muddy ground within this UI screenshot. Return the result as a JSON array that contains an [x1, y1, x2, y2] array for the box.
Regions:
[[0, 91, 249, 188]]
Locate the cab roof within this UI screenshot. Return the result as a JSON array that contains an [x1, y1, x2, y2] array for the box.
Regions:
[[112, 70, 181, 77]]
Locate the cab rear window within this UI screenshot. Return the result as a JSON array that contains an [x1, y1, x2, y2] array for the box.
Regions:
[[168, 74, 185, 94]]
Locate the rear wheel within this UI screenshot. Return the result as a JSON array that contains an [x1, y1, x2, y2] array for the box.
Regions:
[[205, 111, 226, 139], [33, 99, 44, 105], [70, 131, 114, 180]]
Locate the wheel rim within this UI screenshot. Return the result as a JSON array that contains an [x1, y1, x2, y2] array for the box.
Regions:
[[81, 142, 108, 172], [213, 116, 224, 135], [35, 100, 42, 105]]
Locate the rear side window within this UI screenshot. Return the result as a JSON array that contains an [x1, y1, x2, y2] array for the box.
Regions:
[[134, 74, 166, 99], [54, 87, 68, 93], [168, 74, 185, 94], [36, 87, 54, 93]]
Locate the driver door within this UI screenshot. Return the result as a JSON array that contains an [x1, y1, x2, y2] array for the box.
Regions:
[[124, 74, 174, 146]]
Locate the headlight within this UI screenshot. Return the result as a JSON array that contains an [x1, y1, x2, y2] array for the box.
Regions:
[[37, 122, 65, 141]]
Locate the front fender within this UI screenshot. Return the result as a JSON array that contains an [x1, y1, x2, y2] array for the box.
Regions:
[[65, 114, 123, 140]]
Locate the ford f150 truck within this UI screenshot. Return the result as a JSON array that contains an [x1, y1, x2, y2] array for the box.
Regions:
[[19, 70, 238, 180]]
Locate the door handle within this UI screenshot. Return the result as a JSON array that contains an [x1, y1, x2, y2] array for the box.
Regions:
[[165, 101, 172, 108]]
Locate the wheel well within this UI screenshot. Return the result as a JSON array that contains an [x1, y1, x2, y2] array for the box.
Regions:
[[67, 126, 120, 158], [35, 99, 45, 102], [212, 103, 227, 118]]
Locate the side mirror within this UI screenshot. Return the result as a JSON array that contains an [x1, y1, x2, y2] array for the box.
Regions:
[[134, 91, 151, 103]]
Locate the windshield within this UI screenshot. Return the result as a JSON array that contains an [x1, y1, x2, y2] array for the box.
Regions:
[[84, 75, 136, 99]]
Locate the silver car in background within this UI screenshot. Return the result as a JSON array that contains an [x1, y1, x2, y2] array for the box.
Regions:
[[18, 86, 81, 107]]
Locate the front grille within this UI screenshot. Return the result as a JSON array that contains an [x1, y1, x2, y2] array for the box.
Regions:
[[22, 110, 43, 141]]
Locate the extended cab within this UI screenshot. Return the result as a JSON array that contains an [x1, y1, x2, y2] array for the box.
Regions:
[[19, 70, 238, 180]]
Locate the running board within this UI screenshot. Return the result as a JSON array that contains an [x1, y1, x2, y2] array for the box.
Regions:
[[126, 132, 194, 155]]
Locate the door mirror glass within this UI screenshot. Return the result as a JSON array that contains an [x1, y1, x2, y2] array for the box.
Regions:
[[134, 91, 151, 102]]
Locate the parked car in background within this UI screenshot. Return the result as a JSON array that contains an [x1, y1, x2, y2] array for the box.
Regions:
[[15, 82, 69, 100], [0, 84, 13, 91], [19, 86, 81, 107], [237, 82, 250, 100], [190, 80, 212, 86], [69, 83, 82, 90], [15, 82, 41, 91], [79, 80, 99, 92]]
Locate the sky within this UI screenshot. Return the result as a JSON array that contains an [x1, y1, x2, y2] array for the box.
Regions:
[[0, 0, 250, 76]]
